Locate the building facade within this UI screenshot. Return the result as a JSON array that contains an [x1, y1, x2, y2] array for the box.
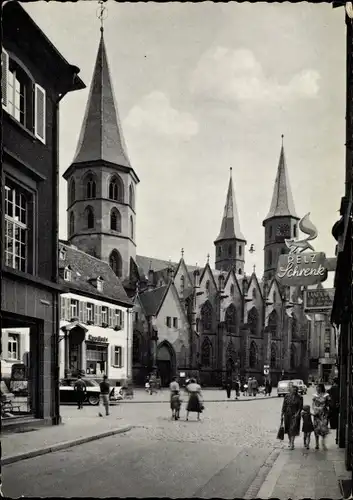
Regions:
[[58, 241, 133, 385], [1, 2, 85, 424]]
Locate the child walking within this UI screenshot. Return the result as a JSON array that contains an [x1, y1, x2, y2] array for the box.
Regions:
[[301, 404, 314, 449]]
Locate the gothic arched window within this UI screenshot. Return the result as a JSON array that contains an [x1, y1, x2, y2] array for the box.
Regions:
[[230, 284, 235, 297], [228, 245, 232, 256], [109, 249, 122, 278], [85, 175, 96, 199], [85, 206, 94, 229], [268, 310, 278, 335], [273, 291, 277, 303], [129, 184, 135, 210], [69, 178, 75, 205], [201, 301, 212, 331], [69, 211, 75, 236], [217, 246, 221, 257], [270, 342, 277, 369], [205, 280, 210, 295], [248, 307, 259, 336], [249, 341, 257, 369], [109, 176, 124, 202], [238, 268, 242, 275], [225, 304, 237, 334], [130, 215, 134, 239], [180, 275, 185, 292], [252, 288, 257, 300], [110, 208, 121, 232], [201, 338, 211, 367], [290, 343, 296, 370]]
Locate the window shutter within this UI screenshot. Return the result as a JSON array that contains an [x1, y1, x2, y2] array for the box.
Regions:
[[83, 303, 88, 323], [79, 301, 84, 322], [34, 83, 46, 144], [108, 308, 113, 327], [60, 297, 65, 320], [121, 311, 125, 329], [111, 345, 116, 366], [64, 297, 70, 321], [120, 347, 123, 368], [113, 310, 117, 327], [1, 49, 9, 109], [94, 305, 98, 325], [97, 305, 102, 326]]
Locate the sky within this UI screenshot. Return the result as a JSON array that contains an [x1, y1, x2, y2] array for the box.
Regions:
[[25, 1, 346, 281]]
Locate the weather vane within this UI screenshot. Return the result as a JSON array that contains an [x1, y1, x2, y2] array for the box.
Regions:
[[97, 0, 108, 32]]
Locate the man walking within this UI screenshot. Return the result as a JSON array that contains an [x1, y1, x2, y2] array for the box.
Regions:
[[74, 375, 86, 410], [98, 375, 110, 417]]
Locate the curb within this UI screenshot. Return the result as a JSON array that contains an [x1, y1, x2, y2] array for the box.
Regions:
[[1, 425, 132, 466], [243, 448, 282, 499], [120, 396, 279, 404]]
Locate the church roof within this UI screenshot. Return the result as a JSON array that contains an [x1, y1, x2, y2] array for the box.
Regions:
[[264, 138, 298, 222], [215, 169, 245, 243], [139, 285, 169, 316], [70, 31, 131, 169]]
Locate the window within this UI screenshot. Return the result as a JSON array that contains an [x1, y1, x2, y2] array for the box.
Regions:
[[109, 250, 122, 277], [87, 303, 94, 323], [130, 215, 134, 239], [101, 306, 108, 325], [86, 175, 96, 199], [273, 291, 277, 303], [113, 346, 123, 367], [97, 278, 103, 292], [166, 316, 171, 327], [59, 248, 66, 260], [238, 268, 242, 275], [248, 307, 259, 336], [205, 280, 210, 295], [115, 309, 124, 328], [5, 182, 32, 272], [173, 317, 178, 328], [252, 288, 257, 299], [201, 338, 211, 367], [201, 301, 212, 331], [70, 299, 79, 319], [2, 51, 46, 143], [249, 341, 257, 368], [180, 275, 185, 292], [85, 206, 94, 229], [239, 245, 242, 256], [225, 304, 237, 334], [69, 178, 75, 206], [129, 184, 135, 210], [109, 176, 124, 202], [228, 245, 232, 256], [230, 284, 235, 296], [217, 246, 221, 257], [69, 212, 75, 236], [293, 224, 297, 238], [64, 266, 71, 281], [8, 334, 19, 360], [110, 208, 121, 232]]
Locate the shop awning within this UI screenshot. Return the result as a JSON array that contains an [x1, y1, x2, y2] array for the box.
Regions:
[[61, 321, 88, 334]]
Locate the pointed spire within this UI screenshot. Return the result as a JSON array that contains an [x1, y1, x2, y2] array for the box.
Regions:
[[71, 30, 131, 168], [215, 167, 245, 242], [264, 136, 298, 221]]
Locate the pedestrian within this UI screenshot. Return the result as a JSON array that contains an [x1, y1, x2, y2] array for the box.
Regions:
[[185, 378, 203, 421], [327, 377, 339, 433], [312, 383, 330, 450], [170, 390, 182, 420], [234, 379, 240, 400], [225, 379, 232, 399], [145, 379, 150, 393], [268, 380, 273, 396], [281, 383, 303, 450], [247, 377, 253, 396], [98, 375, 110, 417], [74, 375, 86, 410], [252, 378, 258, 397], [301, 404, 314, 449], [149, 372, 157, 395]]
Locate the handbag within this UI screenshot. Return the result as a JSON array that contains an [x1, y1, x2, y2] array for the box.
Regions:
[[277, 416, 285, 440]]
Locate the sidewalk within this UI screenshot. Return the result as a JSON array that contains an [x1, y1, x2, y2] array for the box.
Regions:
[[246, 433, 351, 500], [1, 409, 131, 466]]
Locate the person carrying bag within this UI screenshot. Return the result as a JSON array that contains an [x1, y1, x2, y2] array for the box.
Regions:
[[277, 415, 285, 441]]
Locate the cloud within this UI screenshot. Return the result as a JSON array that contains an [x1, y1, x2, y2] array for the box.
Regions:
[[125, 91, 199, 139], [190, 47, 320, 103]]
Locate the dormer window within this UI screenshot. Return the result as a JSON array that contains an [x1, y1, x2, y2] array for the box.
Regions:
[[97, 277, 103, 292], [64, 266, 72, 281], [59, 248, 67, 261]]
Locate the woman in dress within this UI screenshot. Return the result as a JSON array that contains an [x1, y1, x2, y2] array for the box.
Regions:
[[312, 383, 330, 450], [281, 383, 303, 450], [185, 378, 203, 421]]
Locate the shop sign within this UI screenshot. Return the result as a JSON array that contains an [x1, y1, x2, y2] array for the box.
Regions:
[[276, 213, 328, 286], [304, 288, 335, 312], [87, 334, 108, 343]]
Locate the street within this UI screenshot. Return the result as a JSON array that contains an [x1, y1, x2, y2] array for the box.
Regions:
[[2, 391, 325, 498]]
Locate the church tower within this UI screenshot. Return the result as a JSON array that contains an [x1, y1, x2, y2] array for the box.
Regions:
[[263, 136, 299, 281], [214, 168, 246, 274], [63, 28, 139, 280]]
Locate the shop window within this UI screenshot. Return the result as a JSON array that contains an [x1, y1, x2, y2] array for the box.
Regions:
[[87, 303, 94, 323], [166, 316, 171, 327], [8, 334, 19, 360], [173, 317, 178, 328], [86, 344, 107, 376], [70, 299, 79, 319], [5, 181, 34, 273], [112, 346, 123, 367]]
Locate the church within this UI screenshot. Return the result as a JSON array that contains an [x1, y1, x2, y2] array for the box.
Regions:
[[63, 29, 312, 388]]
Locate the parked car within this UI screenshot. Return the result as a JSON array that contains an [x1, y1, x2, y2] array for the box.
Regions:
[[290, 379, 307, 395], [59, 378, 122, 406], [277, 380, 291, 397]]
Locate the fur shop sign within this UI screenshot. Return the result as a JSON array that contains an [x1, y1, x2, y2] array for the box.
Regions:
[[276, 213, 328, 286]]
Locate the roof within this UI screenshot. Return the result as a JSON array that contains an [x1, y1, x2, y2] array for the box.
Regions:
[[69, 31, 132, 168], [139, 285, 168, 316], [264, 141, 298, 222], [215, 169, 246, 243], [58, 241, 133, 307]]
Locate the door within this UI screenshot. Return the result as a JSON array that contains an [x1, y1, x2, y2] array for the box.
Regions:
[[157, 360, 171, 387]]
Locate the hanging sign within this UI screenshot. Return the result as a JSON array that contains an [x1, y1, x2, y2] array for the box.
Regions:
[[276, 213, 328, 286], [304, 288, 335, 312]]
